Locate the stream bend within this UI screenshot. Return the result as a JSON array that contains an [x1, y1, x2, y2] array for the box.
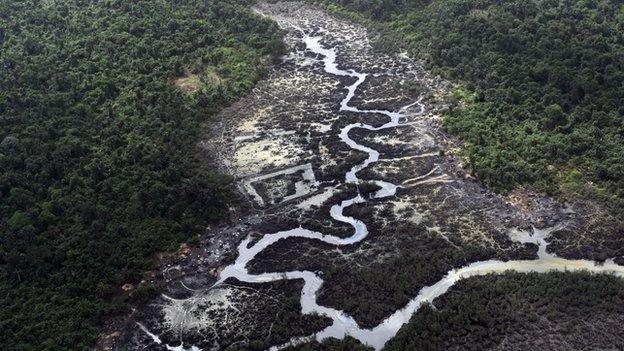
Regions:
[[143, 25, 624, 351]]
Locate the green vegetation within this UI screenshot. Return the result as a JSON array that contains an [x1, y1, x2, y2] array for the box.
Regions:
[[0, 0, 284, 349], [285, 336, 373, 351], [385, 271, 624, 350], [316, 0, 624, 215]]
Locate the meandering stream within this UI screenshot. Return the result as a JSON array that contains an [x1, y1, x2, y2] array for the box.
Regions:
[[214, 26, 624, 350], [142, 14, 624, 351]]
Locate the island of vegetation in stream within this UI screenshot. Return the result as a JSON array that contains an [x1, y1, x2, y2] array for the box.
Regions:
[[0, 0, 285, 349]]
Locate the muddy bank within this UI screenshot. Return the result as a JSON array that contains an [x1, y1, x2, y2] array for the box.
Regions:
[[111, 2, 624, 350]]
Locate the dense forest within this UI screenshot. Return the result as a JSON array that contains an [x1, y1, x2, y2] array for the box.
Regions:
[[286, 336, 373, 351], [315, 0, 624, 216], [384, 271, 624, 350], [0, 0, 283, 349]]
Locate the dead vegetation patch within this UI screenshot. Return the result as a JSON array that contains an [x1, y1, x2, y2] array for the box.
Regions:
[[174, 68, 222, 94], [174, 73, 201, 94]]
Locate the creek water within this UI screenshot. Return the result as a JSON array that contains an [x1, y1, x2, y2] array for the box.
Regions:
[[142, 21, 624, 351], [217, 30, 624, 351]]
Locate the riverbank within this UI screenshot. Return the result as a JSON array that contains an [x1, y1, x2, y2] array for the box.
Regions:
[[113, 2, 624, 350]]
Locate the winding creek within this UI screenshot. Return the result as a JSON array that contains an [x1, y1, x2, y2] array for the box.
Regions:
[[141, 9, 624, 351]]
